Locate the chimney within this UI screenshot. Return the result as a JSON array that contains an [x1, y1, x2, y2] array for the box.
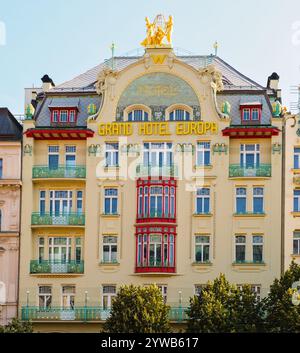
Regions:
[[267, 72, 280, 90], [41, 74, 55, 92]]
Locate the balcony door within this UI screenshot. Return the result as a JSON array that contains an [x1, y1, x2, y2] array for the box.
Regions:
[[49, 237, 71, 273], [149, 187, 163, 217], [61, 286, 75, 320], [240, 144, 260, 169], [50, 191, 72, 224]]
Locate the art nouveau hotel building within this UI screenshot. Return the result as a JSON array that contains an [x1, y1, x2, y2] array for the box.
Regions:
[[18, 37, 287, 331]]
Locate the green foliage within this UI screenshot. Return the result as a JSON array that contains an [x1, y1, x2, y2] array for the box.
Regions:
[[0, 318, 33, 333], [186, 274, 263, 333], [103, 284, 170, 333], [263, 261, 300, 332]]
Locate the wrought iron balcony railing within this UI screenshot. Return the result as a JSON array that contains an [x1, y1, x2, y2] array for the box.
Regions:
[[229, 164, 271, 177], [31, 213, 85, 226], [32, 165, 86, 179], [136, 164, 178, 178], [21, 306, 188, 322], [30, 260, 84, 274]]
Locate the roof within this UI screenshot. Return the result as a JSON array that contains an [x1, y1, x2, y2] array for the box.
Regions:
[[0, 108, 23, 141], [52, 55, 265, 92]]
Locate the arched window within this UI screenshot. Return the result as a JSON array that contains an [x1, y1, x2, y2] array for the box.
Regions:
[[125, 105, 151, 122], [167, 104, 193, 121]]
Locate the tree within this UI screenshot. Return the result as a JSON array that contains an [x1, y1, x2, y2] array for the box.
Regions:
[[263, 261, 300, 332], [0, 318, 33, 333], [103, 284, 170, 333], [186, 274, 263, 333]]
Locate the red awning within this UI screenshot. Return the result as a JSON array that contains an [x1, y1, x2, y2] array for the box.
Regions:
[[24, 128, 94, 140]]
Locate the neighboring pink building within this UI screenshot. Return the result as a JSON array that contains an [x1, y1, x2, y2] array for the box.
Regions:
[[0, 108, 22, 326]]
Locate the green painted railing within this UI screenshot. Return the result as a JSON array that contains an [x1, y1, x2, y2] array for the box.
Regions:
[[21, 306, 188, 322], [31, 213, 85, 226], [30, 260, 84, 274], [229, 164, 271, 177], [136, 164, 178, 177], [32, 165, 86, 179]]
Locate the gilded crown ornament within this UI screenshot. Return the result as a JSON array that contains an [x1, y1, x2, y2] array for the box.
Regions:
[[141, 14, 173, 47]]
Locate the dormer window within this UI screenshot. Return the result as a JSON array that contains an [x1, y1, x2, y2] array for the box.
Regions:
[[167, 104, 193, 121], [124, 105, 151, 122], [240, 104, 262, 124], [128, 109, 149, 122], [50, 109, 78, 123]]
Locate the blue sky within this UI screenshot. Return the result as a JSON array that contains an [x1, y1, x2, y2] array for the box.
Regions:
[[0, 0, 300, 114]]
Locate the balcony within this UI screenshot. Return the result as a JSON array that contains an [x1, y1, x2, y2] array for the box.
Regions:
[[32, 165, 86, 179], [136, 164, 178, 178], [21, 306, 188, 322], [135, 261, 176, 273], [229, 164, 271, 178], [30, 260, 84, 274], [31, 213, 85, 226], [137, 210, 176, 223]]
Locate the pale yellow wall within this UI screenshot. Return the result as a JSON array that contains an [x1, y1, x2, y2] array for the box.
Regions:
[[18, 49, 283, 331]]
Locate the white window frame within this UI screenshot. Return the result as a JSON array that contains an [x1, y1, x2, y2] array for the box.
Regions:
[[196, 142, 211, 166], [65, 145, 76, 166], [252, 235, 263, 263], [105, 143, 119, 167], [102, 285, 117, 309], [157, 285, 168, 303], [240, 144, 260, 166], [103, 188, 118, 215], [61, 285, 76, 309], [38, 285, 52, 309], [195, 188, 210, 214], [252, 187, 264, 213], [102, 236, 118, 263], [194, 235, 211, 263], [235, 235, 246, 263], [60, 110, 68, 123]]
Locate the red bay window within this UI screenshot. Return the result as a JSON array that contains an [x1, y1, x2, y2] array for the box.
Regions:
[[136, 179, 177, 223], [135, 225, 176, 273], [50, 108, 78, 124], [240, 104, 262, 124]]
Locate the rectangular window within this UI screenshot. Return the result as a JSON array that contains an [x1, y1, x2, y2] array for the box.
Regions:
[[251, 285, 261, 301], [105, 143, 119, 167], [39, 190, 46, 215], [76, 191, 83, 214], [102, 236, 118, 263], [48, 237, 72, 263], [252, 235, 263, 263], [75, 238, 82, 263], [253, 187, 264, 214], [195, 235, 210, 263], [102, 285, 116, 309], [252, 108, 259, 121], [242, 109, 250, 121], [150, 186, 163, 217], [143, 142, 173, 167], [65, 146, 76, 167], [293, 232, 300, 255], [0, 159, 3, 178], [60, 110, 68, 123], [38, 237, 45, 262], [194, 284, 205, 296], [240, 144, 260, 168], [294, 148, 300, 169], [236, 188, 247, 214], [196, 142, 211, 166], [52, 110, 59, 122], [48, 146, 59, 170], [196, 188, 210, 214], [104, 189, 118, 214], [294, 190, 300, 212], [38, 286, 52, 309], [157, 285, 168, 304], [69, 110, 76, 123], [49, 190, 72, 216], [235, 235, 246, 263], [62, 286, 75, 309]]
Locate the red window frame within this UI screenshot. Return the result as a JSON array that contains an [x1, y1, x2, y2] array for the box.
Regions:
[[135, 224, 176, 273], [136, 178, 177, 223], [50, 108, 78, 123], [240, 105, 262, 123]]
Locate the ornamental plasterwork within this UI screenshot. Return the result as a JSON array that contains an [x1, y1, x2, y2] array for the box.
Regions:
[[95, 68, 119, 100]]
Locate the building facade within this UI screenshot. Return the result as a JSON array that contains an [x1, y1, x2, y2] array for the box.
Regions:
[[19, 16, 286, 332], [0, 108, 22, 326]]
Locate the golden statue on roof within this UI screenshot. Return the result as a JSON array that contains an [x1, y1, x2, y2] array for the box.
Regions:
[[141, 14, 173, 47]]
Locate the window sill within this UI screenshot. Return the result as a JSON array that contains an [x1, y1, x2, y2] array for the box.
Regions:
[[233, 213, 266, 218], [232, 262, 265, 266], [292, 212, 300, 217], [99, 261, 120, 266], [101, 213, 120, 218], [292, 169, 300, 174], [193, 213, 213, 217], [194, 165, 213, 170], [192, 261, 212, 266], [104, 166, 120, 170]]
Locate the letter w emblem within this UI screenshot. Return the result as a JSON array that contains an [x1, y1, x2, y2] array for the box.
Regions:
[[151, 55, 167, 64]]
